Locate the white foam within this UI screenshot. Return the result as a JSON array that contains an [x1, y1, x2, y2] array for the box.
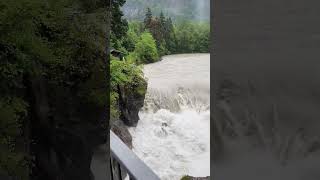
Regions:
[[128, 54, 210, 179]]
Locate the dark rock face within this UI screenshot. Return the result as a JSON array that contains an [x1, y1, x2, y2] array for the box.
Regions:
[[117, 76, 147, 127], [111, 120, 133, 149], [111, 75, 147, 150], [29, 65, 108, 180], [110, 74, 147, 154]]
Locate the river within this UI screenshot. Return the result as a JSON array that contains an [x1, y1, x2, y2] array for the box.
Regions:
[[128, 54, 210, 180]]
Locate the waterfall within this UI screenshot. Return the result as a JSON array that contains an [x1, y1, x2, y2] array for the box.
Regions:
[[128, 54, 210, 180]]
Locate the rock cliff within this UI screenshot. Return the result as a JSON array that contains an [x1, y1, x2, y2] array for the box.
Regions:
[[117, 76, 147, 127]]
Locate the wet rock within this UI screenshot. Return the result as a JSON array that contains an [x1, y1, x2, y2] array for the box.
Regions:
[[111, 120, 133, 149], [117, 76, 147, 127], [28, 63, 108, 180], [162, 122, 168, 127]]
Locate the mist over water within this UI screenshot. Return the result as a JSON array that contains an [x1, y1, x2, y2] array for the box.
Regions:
[[128, 54, 210, 180]]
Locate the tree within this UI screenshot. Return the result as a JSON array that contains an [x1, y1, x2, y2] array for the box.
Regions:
[[129, 10, 210, 55], [144, 7, 153, 29], [159, 11, 166, 25], [134, 31, 159, 64], [122, 27, 139, 52], [159, 11, 166, 38], [111, 0, 129, 39], [173, 21, 210, 53], [111, 0, 129, 51], [163, 17, 176, 54]]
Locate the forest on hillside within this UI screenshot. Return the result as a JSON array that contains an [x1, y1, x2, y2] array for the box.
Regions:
[[122, 0, 210, 22]]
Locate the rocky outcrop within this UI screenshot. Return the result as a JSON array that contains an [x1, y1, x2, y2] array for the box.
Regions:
[[111, 120, 133, 149], [117, 76, 147, 127], [110, 75, 147, 150]]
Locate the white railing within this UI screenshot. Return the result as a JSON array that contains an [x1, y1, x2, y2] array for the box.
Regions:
[[110, 130, 160, 180]]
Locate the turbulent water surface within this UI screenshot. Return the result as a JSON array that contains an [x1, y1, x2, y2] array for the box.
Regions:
[[128, 54, 210, 180]]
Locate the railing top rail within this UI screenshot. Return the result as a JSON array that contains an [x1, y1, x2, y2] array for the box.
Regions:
[[110, 130, 161, 180]]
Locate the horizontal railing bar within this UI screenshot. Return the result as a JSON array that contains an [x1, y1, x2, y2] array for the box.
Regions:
[[110, 130, 160, 180]]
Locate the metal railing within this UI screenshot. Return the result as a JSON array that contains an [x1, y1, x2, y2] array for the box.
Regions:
[[110, 130, 160, 180]]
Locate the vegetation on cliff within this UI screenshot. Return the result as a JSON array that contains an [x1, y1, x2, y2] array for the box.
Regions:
[[110, 56, 145, 121]]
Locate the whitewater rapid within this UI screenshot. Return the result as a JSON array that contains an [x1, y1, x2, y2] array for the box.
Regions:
[[128, 54, 210, 180]]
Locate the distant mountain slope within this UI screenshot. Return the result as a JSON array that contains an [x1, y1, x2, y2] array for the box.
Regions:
[[122, 0, 210, 22]]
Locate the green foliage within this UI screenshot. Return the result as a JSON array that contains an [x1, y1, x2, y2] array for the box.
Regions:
[[111, 0, 129, 39], [174, 21, 210, 53], [110, 57, 144, 120], [111, 0, 129, 50], [124, 52, 136, 64], [134, 32, 159, 63], [110, 58, 143, 88], [124, 9, 210, 56], [122, 27, 139, 52], [110, 91, 120, 120], [144, 7, 153, 29]]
